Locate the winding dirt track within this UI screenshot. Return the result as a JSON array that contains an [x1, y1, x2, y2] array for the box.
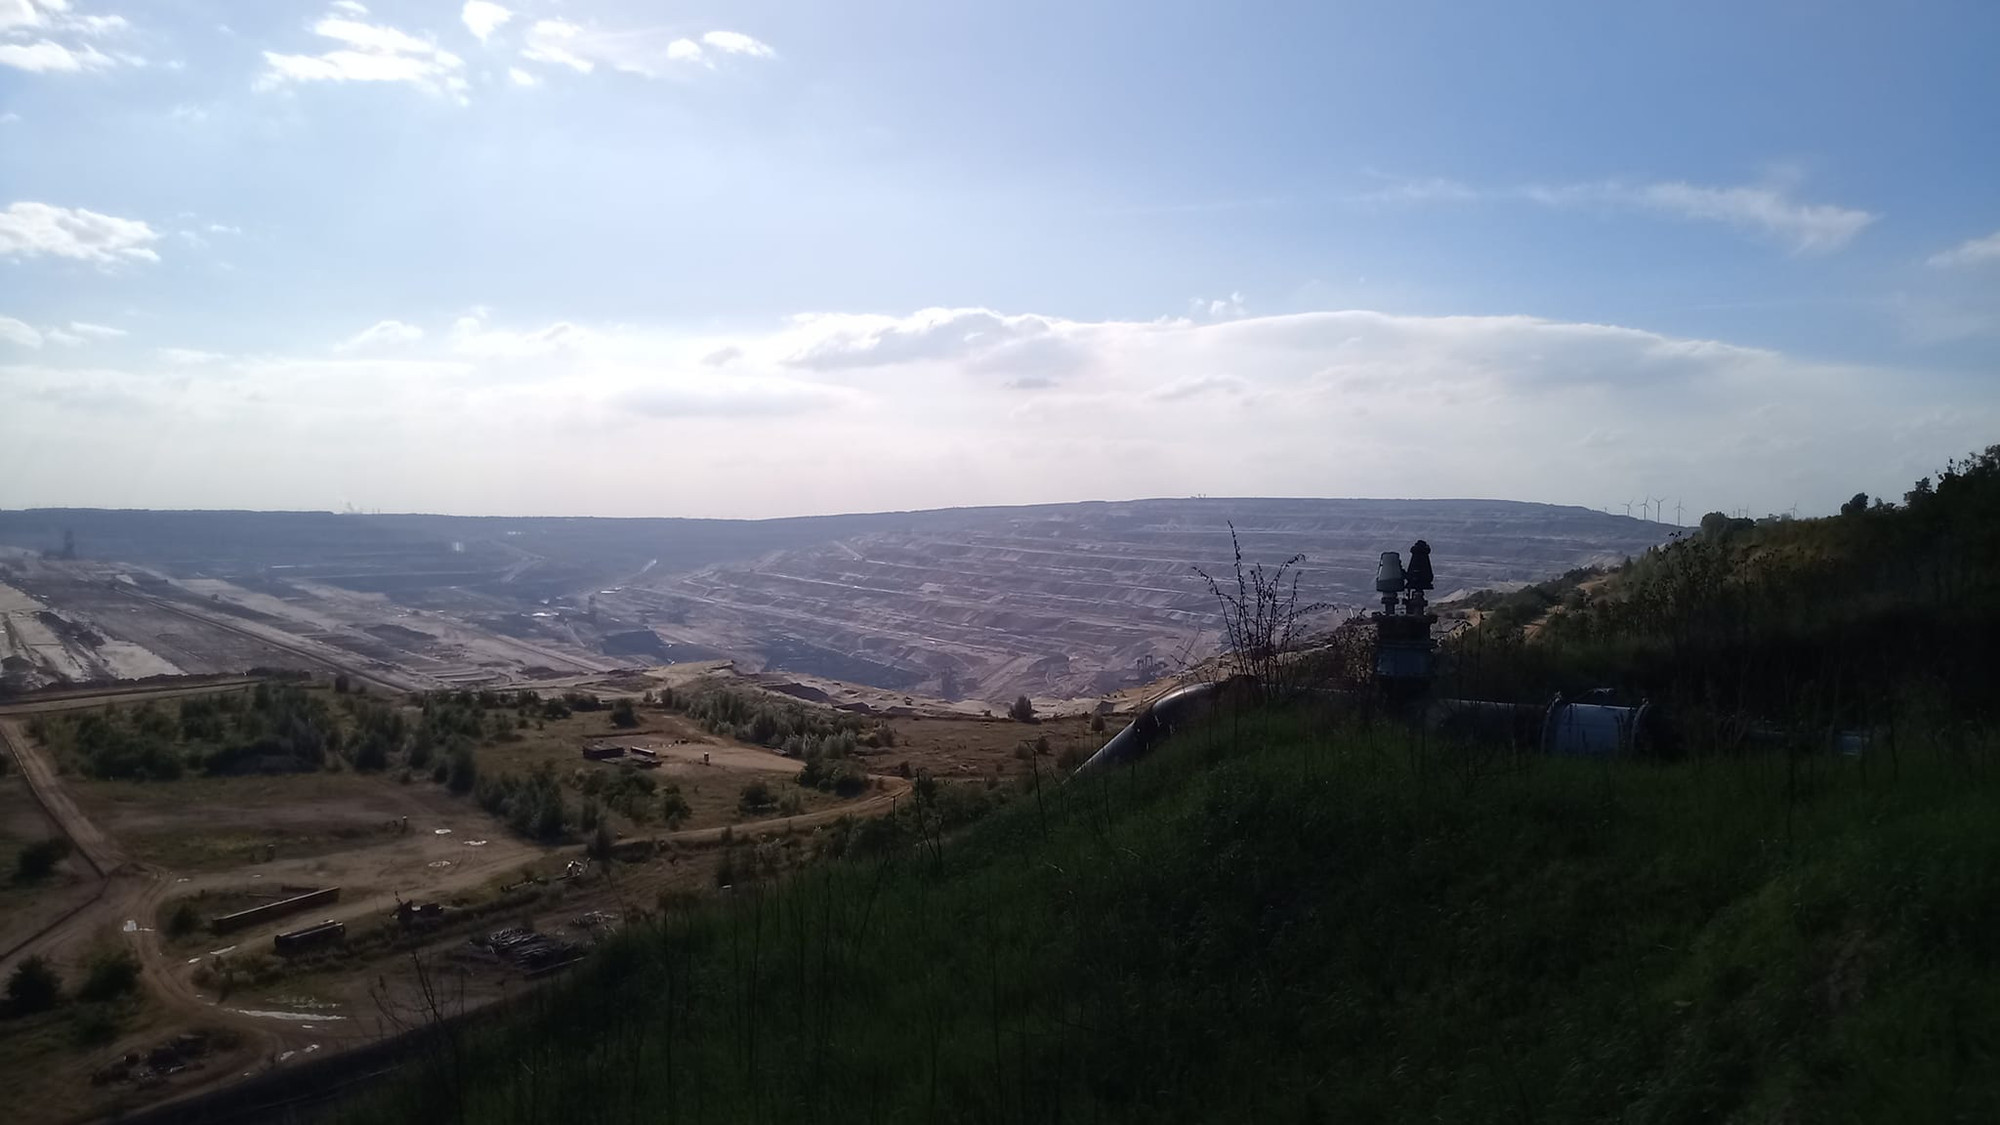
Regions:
[[0, 685, 911, 1122]]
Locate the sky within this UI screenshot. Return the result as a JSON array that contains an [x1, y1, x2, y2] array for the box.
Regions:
[[1, 0, 1997, 521]]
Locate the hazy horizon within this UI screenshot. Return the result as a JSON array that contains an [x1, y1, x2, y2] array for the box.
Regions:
[[4, 2, 1996, 519], [0, 493, 1683, 525]]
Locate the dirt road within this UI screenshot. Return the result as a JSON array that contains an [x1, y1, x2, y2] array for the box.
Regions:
[[0, 679, 912, 1123], [1, 718, 125, 876]]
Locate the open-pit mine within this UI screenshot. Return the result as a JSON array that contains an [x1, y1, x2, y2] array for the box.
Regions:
[[0, 499, 1671, 708]]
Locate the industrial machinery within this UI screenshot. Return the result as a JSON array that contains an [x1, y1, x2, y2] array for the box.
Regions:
[[1371, 540, 1437, 693]]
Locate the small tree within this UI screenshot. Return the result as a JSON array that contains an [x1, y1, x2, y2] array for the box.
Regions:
[[586, 820, 615, 866], [609, 698, 639, 728], [659, 785, 691, 830], [166, 899, 202, 938], [1841, 492, 1870, 517], [13, 837, 71, 883], [78, 949, 139, 1002], [738, 780, 775, 814], [1008, 695, 1037, 723], [6, 956, 61, 1014], [446, 745, 478, 794]]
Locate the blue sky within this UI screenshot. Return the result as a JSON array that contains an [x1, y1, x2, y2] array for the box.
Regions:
[[2, 0, 1996, 519]]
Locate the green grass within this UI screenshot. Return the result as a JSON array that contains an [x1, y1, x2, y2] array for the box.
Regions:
[[350, 705, 2000, 1123]]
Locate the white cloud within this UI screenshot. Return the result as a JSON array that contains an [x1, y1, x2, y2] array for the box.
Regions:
[[1351, 175, 1478, 204], [700, 30, 774, 58], [0, 1, 48, 34], [45, 328, 82, 345], [329, 1, 367, 14], [67, 13, 121, 35], [0, 315, 43, 347], [1150, 374, 1248, 401], [258, 9, 468, 100], [615, 378, 843, 419], [782, 308, 1068, 371], [519, 19, 591, 72], [0, 201, 159, 263], [156, 347, 224, 364], [1192, 293, 1248, 320], [519, 19, 774, 77], [506, 65, 537, 86], [1526, 179, 1876, 254], [1927, 230, 2000, 268], [338, 319, 425, 350], [451, 314, 592, 358], [6, 305, 1991, 519], [68, 320, 126, 338], [461, 1, 510, 42], [0, 39, 108, 71], [0, 1, 135, 72]]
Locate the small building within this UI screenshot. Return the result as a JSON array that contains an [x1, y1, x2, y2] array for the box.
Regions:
[[273, 919, 346, 956]]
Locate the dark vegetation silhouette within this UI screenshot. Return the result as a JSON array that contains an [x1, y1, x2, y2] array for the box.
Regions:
[[1443, 443, 2000, 746]]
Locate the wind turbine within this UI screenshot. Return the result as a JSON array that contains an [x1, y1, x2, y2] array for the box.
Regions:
[[1675, 499, 1684, 526], [1648, 496, 1666, 523], [1622, 500, 1634, 518]]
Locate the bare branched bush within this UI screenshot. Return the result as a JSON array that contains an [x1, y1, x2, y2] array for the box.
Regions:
[[1193, 523, 1328, 698]]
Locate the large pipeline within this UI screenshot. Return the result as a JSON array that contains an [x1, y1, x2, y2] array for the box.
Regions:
[[1071, 682, 1663, 777], [1073, 682, 1867, 776], [1071, 679, 1236, 776]]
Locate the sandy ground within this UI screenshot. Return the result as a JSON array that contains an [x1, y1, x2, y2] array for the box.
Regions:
[[0, 678, 922, 1124], [0, 581, 46, 614]]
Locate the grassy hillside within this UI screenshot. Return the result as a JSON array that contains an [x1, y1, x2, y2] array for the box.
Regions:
[[1442, 444, 2000, 728], [353, 703, 1999, 1123]]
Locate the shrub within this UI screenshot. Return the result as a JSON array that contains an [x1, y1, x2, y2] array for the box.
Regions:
[[6, 956, 60, 1014], [659, 785, 691, 829], [166, 899, 202, 937], [351, 737, 389, 772], [13, 837, 71, 883], [587, 821, 615, 865], [738, 780, 776, 814], [609, 698, 639, 728], [77, 950, 139, 1002], [447, 745, 478, 794], [71, 1002, 121, 1046], [1009, 695, 1037, 722]]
